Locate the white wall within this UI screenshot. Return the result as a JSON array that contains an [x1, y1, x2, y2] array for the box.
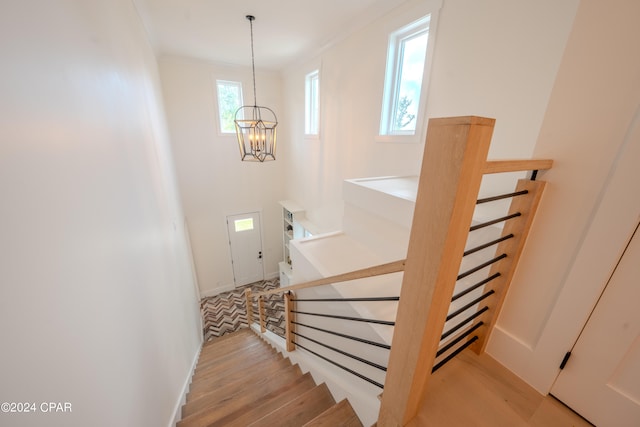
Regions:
[[158, 57, 286, 297], [0, 1, 202, 426], [487, 0, 640, 393], [287, 0, 640, 404], [276, 0, 640, 401], [281, 0, 579, 232]]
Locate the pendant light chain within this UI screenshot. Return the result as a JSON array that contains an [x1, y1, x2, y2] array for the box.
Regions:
[[248, 15, 258, 107]]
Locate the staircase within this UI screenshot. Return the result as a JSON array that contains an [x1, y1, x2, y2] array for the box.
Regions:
[[177, 328, 364, 427]]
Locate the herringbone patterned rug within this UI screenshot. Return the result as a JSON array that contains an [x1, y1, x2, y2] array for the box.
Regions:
[[200, 279, 286, 342]]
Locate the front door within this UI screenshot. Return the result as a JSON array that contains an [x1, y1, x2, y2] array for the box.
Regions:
[[226, 212, 264, 287], [551, 222, 640, 426]]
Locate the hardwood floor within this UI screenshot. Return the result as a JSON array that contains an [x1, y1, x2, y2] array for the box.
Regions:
[[409, 349, 593, 427], [181, 329, 592, 426], [177, 329, 363, 427]]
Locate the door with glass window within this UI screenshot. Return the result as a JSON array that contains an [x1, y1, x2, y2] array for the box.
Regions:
[[226, 212, 264, 287]]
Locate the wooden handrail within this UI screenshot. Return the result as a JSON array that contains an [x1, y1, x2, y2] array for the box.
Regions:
[[482, 159, 553, 174], [250, 259, 406, 298]]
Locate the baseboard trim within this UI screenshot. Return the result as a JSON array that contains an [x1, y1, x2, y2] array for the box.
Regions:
[[265, 271, 279, 280], [200, 275, 281, 299], [200, 284, 235, 298], [169, 342, 202, 427], [485, 325, 549, 393]]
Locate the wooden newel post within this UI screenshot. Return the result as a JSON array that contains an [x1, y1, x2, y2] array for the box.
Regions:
[[378, 116, 496, 427], [244, 288, 253, 328], [258, 295, 266, 333], [284, 291, 296, 352]]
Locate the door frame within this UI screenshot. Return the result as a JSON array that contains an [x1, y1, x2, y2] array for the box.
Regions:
[[225, 210, 265, 287]]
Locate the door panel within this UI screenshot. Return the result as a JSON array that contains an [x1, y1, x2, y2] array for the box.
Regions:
[[227, 212, 264, 287], [551, 222, 640, 426]]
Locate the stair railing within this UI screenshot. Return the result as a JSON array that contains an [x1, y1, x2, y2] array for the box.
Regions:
[[244, 116, 551, 427], [378, 116, 551, 426], [247, 260, 405, 388]]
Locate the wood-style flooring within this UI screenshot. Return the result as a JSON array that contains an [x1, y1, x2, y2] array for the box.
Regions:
[[177, 329, 363, 427], [182, 328, 593, 426], [409, 349, 594, 427]]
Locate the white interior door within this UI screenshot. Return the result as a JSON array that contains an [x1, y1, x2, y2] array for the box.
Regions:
[[227, 212, 264, 287], [551, 222, 640, 426]]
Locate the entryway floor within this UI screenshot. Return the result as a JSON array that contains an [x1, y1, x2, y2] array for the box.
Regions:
[[200, 279, 285, 341]]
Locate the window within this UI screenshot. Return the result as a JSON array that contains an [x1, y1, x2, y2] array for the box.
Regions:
[[380, 15, 431, 137], [234, 218, 254, 232], [216, 80, 243, 133], [305, 70, 320, 136]]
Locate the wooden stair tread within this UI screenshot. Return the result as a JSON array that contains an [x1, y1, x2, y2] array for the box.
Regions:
[[195, 343, 275, 372], [191, 353, 281, 389], [180, 363, 303, 422], [202, 328, 252, 346], [195, 347, 272, 378], [198, 339, 265, 365], [201, 330, 256, 353], [193, 345, 279, 381], [179, 322, 365, 427], [188, 357, 291, 399], [199, 333, 261, 358], [192, 351, 280, 382], [184, 362, 302, 417], [192, 350, 283, 383], [303, 399, 363, 427], [200, 331, 262, 353], [207, 372, 318, 427], [247, 383, 336, 427], [188, 354, 288, 400]]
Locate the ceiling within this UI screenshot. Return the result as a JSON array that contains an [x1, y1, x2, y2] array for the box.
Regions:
[[133, 0, 408, 70]]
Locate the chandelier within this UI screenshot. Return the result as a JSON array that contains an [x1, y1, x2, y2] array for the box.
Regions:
[[234, 15, 278, 162]]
